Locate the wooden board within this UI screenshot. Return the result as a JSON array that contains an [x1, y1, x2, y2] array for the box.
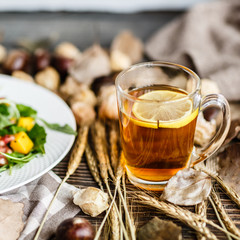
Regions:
[[53, 141, 240, 240]]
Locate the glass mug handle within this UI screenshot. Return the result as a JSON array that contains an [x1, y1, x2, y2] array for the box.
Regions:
[[191, 94, 231, 166]]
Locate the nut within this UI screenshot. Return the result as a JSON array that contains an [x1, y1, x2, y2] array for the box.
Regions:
[[12, 70, 34, 82], [35, 66, 60, 91], [34, 48, 51, 72]]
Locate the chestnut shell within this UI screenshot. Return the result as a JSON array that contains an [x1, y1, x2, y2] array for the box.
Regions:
[[56, 218, 95, 240]]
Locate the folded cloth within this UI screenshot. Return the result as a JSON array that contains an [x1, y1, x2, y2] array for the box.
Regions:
[[0, 171, 80, 240], [145, 0, 240, 101]]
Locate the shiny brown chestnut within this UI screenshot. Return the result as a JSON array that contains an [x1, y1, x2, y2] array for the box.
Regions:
[[34, 48, 51, 72], [4, 50, 29, 74], [52, 55, 73, 78], [56, 218, 95, 240]]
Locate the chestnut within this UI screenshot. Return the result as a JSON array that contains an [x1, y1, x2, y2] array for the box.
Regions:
[[91, 73, 118, 95], [52, 55, 73, 78], [34, 48, 51, 72], [203, 107, 219, 121], [56, 217, 95, 240], [3, 50, 29, 74]]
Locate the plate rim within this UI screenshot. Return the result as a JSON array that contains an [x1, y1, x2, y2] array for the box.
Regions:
[[0, 74, 76, 194]]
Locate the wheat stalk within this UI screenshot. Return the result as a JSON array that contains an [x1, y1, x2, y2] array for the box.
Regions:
[[209, 196, 232, 240], [34, 126, 89, 240], [85, 142, 122, 240], [91, 121, 129, 240], [110, 203, 120, 240], [211, 190, 240, 237], [195, 200, 208, 240], [85, 143, 103, 190], [135, 192, 240, 240], [198, 165, 240, 209], [94, 120, 115, 180], [115, 153, 136, 240], [108, 120, 119, 173]]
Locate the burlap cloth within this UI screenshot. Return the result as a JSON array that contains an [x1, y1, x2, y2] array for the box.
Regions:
[[145, 0, 240, 101]]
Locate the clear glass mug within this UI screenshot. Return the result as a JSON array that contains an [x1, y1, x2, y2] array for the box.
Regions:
[[115, 62, 230, 191]]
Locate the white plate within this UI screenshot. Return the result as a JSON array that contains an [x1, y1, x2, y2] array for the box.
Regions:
[[0, 75, 76, 194]]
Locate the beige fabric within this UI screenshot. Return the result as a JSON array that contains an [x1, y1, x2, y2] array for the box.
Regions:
[[0, 171, 79, 240], [145, 0, 240, 101]]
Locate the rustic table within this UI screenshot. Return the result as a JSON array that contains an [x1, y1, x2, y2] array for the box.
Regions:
[[1, 11, 240, 240]]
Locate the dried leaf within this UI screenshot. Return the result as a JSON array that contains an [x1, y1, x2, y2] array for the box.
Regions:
[[137, 217, 182, 240], [217, 142, 240, 195], [161, 168, 212, 206], [0, 198, 24, 240]]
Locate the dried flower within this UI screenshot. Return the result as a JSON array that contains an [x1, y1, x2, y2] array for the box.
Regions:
[[69, 44, 111, 85], [98, 85, 118, 120], [110, 31, 143, 71], [73, 187, 109, 217], [59, 76, 83, 100], [55, 42, 81, 60], [194, 112, 217, 147], [12, 70, 34, 82], [187, 78, 220, 96], [68, 84, 97, 107], [35, 66, 60, 91], [71, 102, 96, 126], [161, 168, 212, 206], [201, 79, 220, 96], [0, 44, 7, 64]]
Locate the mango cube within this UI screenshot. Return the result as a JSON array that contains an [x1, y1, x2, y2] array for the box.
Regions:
[[10, 131, 34, 154], [18, 117, 35, 131]]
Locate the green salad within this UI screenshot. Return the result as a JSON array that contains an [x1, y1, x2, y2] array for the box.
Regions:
[[0, 99, 77, 173]]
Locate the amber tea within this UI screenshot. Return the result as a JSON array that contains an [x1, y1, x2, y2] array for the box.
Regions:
[[119, 85, 198, 185], [116, 62, 230, 191]]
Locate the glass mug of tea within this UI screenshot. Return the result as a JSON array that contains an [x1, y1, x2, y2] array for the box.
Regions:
[[116, 62, 230, 190]]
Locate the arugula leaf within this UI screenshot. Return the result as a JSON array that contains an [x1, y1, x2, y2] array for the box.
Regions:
[[17, 104, 37, 118], [39, 118, 77, 136], [0, 152, 39, 174], [0, 125, 26, 136], [0, 165, 8, 173], [8, 125, 26, 134], [28, 124, 47, 154], [0, 104, 9, 115]]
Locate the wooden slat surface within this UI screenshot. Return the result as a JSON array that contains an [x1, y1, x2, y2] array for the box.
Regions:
[[53, 146, 240, 240]]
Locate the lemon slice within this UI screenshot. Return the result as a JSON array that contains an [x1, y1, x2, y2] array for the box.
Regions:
[[132, 90, 198, 129]]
